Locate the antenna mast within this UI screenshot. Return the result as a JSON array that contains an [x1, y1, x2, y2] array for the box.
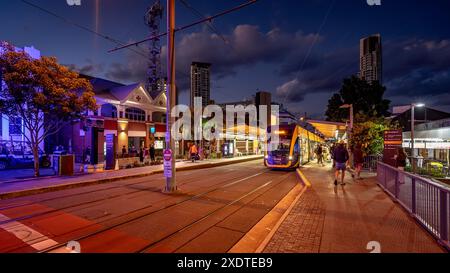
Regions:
[[145, 0, 164, 98]]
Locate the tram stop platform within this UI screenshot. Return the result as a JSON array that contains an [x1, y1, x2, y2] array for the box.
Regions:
[[261, 163, 446, 253]]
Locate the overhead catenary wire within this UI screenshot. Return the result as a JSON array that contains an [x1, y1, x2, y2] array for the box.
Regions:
[[109, 0, 259, 53], [19, 0, 191, 80], [280, 0, 336, 106], [178, 0, 233, 48]]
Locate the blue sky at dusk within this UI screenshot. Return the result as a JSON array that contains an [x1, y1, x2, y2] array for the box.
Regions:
[[1, 0, 450, 118]]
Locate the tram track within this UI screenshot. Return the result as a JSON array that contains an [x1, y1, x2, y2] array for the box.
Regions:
[[38, 169, 273, 253], [0, 168, 263, 242]]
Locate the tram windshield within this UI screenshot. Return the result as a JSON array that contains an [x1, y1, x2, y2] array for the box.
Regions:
[[268, 134, 292, 155]]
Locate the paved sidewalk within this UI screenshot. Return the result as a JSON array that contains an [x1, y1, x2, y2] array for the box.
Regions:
[[263, 163, 446, 253], [0, 155, 263, 199]]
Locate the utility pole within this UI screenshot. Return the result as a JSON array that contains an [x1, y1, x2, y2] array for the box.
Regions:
[[165, 0, 177, 192]]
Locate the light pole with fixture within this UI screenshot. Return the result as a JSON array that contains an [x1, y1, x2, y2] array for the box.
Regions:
[[340, 104, 354, 142], [411, 103, 425, 173], [340, 104, 354, 167]]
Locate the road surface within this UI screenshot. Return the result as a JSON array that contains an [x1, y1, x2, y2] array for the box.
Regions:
[[0, 160, 299, 253]]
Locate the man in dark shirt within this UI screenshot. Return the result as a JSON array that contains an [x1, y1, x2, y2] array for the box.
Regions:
[[333, 141, 349, 186]]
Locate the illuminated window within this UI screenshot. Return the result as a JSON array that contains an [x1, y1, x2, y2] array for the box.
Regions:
[[125, 108, 145, 121]]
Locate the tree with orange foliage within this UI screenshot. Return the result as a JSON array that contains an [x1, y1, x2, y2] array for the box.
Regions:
[[0, 42, 97, 177]]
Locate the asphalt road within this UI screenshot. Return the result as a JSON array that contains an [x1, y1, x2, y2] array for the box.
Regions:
[[0, 160, 299, 253]]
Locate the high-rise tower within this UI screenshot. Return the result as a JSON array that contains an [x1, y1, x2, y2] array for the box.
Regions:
[[360, 34, 382, 84]]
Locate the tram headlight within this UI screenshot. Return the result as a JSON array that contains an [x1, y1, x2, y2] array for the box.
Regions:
[[289, 156, 293, 160], [265, 155, 268, 159]]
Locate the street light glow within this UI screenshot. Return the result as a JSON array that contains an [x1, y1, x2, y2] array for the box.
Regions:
[[414, 103, 425, 107]]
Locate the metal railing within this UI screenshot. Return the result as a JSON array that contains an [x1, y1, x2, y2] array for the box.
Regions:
[[363, 155, 383, 172], [377, 162, 450, 250]]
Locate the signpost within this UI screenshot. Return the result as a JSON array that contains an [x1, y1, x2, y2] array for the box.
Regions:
[[105, 134, 116, 170], [164, 149, 173, 178], [383, 129, 403, 167]]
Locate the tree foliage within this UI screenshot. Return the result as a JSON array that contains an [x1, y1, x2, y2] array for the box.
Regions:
[[350, 114, 399, 156], [0, 41, 97, 176], [325, 76, 391, 122]]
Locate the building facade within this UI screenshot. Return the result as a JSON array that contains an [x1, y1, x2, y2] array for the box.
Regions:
[[49, 76, 168, 169], [360, 34, 382, 84], [190, 62, 211, 108]]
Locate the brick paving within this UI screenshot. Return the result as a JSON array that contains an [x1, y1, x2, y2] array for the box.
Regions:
[[264, 188, 325, 253], [263, 163, 446, 253]]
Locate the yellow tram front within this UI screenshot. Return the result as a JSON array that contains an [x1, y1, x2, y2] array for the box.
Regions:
[[264, 124, 324, 169]]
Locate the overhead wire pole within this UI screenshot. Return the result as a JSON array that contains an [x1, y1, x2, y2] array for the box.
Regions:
[[109, 0, 259, 193], [165, 0, 176, 192]]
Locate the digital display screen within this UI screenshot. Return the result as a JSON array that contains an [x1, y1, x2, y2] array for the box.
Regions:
[[154, 140, 164, 150]]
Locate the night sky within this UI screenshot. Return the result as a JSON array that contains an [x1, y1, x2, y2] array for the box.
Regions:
[[1, 0, 450, 118]]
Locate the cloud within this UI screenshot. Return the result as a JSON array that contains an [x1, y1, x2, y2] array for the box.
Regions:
[[384, 38, 450, 97], [66, 59, 104, 75], [276, 37, 450, 104], [105, 25, 321, 91]]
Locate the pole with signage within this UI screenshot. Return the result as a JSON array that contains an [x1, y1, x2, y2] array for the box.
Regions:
[[165, 0, 177, 192], [383, 129, 403, 167]]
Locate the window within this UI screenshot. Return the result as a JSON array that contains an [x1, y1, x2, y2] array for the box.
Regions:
[[9, 116, 22, 135], [101, 104, 118, 118], [125, 108, 146, 122]]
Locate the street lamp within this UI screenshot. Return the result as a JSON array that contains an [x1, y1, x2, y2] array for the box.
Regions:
[[411, 103, 425, 173], [340, 104, 354, 167], [340, 104, 354, 141]]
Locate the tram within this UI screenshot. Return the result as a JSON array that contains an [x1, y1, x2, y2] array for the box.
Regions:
[[264, 124, 324, 169]]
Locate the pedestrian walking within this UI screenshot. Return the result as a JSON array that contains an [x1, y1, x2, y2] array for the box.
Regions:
[[139, 147, 144, 164], [149, 144, 156, 163], [352, 144, 364, 180], [333, 141, 349, 186], [189, 143, 198, 163], [315, 144, 324, 166], [395, 147, 408, 184], [121, 146, 127, 158], [330, 143, 336, 168], [395, 147, 407, 171]]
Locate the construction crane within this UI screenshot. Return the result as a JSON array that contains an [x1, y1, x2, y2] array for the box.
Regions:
[[144, 0, 164, 99]]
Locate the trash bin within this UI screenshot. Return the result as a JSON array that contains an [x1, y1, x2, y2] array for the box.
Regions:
[[52, 154, 75, 176]]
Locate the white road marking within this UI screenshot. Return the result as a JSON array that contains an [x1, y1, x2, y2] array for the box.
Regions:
[[0, 213, 60, 251]]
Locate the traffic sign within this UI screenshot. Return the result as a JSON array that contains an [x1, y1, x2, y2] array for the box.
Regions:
[[164, 149, 173, 178]]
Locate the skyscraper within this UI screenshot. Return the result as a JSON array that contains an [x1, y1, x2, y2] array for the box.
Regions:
[[359, 34, 382, 84], [190, 62, 211, 108]]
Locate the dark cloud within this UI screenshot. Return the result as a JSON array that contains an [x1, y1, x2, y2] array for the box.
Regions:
[[276, 38, 450, 104], [66, 59, 104, 75], [275, 47, 359, 103], [384, 38, 450, 97], [105, 25, 320, 91]]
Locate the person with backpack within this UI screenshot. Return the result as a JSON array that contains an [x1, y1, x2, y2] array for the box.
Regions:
[[333, 141, 350, 186]]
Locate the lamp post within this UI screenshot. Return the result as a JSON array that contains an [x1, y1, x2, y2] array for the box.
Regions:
[[340, 104, 354, 166], [411, 103, 425, 173]]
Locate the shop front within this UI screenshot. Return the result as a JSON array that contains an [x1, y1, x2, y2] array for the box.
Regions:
[[403, 119, 450, 177]]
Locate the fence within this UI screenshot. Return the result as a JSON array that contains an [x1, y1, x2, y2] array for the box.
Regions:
[[363, 155, 383, 172], [377, 162, 450, 250]]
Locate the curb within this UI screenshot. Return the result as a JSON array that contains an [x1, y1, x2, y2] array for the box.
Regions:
[[0, 156, 263, 200], [229, 167, 310, 253]]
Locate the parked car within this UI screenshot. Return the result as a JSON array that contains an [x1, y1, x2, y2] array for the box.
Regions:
[[0, 153, 51, 170]]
